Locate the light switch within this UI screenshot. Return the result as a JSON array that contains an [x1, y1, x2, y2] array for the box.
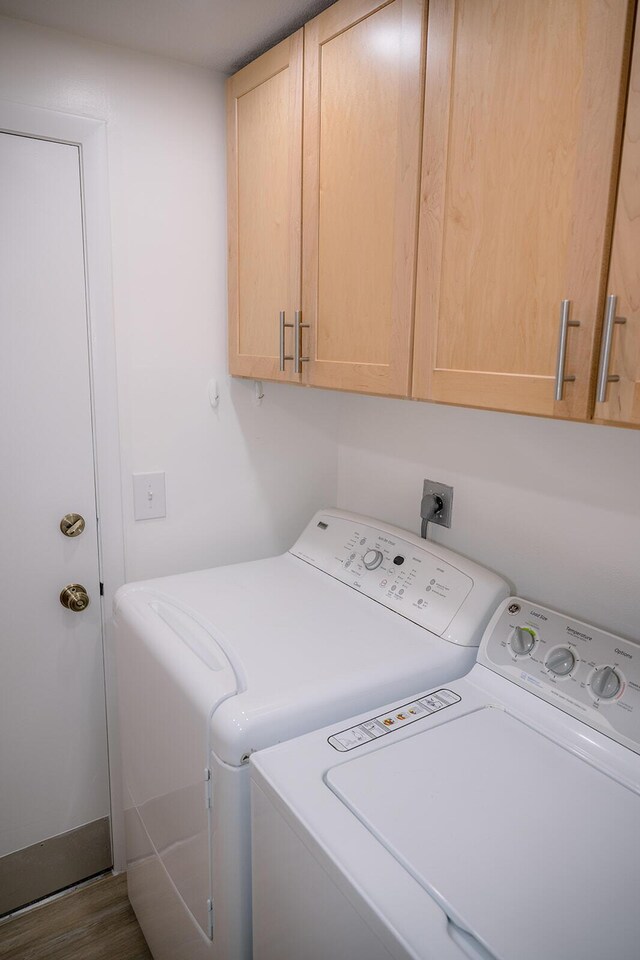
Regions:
[[133, 472, 166, 520]]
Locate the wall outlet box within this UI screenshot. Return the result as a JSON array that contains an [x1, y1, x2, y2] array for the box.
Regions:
[[422, 478, 453, 528], [133, 472, 166, 520]]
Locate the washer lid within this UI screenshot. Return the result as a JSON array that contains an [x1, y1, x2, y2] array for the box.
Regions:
[[327, 707, 640, 960]]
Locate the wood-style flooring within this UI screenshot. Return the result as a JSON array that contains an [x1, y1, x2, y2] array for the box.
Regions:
[[0, 873, 151, 960]]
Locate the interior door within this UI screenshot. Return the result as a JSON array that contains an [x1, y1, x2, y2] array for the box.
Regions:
[[302, 0, 425, 397], [0, 131, 111, 914], [227, 30, 303, 382], [594, 15, 640, 427], [412, 0, 632, 419]]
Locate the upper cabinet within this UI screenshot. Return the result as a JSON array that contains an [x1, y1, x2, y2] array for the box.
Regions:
[[227, 30, 303, 382], [411, 0, 633, 420], [302, 0, 425, 397], [594, 15, 640, 427], [227, 0, 639, 428]]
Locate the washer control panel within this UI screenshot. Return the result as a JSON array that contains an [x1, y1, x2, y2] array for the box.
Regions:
[[479, 597, 640, 753], [328, 689, 461, 752], [291, 511, 475, 637]]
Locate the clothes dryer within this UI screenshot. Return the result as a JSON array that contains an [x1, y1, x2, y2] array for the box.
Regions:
[[114, 509, 508, 960]]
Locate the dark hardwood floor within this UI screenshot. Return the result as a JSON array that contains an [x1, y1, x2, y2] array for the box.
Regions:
[[0, 873, 151, 960]]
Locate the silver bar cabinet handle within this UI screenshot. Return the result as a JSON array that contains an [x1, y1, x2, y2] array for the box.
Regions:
[[293, 310, 309, 375], [554, 299, 580, 402], [279, 310, 294, 372], [279, 310, 285, 371], [596, 294, 626, 403]]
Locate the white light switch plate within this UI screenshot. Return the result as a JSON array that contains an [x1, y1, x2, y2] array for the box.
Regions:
[[133, 472, 166, 520]]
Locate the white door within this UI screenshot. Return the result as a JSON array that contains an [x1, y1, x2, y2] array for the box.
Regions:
[[0, 131, 111, 914]]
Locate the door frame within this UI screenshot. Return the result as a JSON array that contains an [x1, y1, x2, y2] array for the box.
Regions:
[[0, 100, 127, 872]]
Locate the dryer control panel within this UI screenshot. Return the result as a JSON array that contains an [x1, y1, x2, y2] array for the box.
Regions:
[[328, 689, 461, 752], [290, 510, 508, 645], [479, 597, 640, 754]]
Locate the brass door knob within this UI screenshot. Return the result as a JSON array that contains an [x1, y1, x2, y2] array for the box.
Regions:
[[60, 584, 90, 612], [60, 513, 85, 537]]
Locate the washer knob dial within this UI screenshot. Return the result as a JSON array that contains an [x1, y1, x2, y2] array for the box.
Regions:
[[545, 647, 575, 677], [362, 548, 384, 570], [509, 625, 536, 656], [590, 666, 621, 700]]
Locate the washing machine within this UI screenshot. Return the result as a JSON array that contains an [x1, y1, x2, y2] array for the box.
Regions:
[[251, 595, 640, 960], [113, 508, 508, 960]]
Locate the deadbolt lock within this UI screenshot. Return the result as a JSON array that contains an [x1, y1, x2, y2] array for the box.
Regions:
[[60, 513, 85, 538], [60, 584, 90, 612]]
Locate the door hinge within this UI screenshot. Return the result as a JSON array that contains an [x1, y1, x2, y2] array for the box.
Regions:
[[204, 767, 212, 809], [207, 897, 214, 938], [99, 582, 104, 597]]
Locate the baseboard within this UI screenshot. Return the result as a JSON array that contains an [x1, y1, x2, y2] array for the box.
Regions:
[[0, 817, 112, 916]]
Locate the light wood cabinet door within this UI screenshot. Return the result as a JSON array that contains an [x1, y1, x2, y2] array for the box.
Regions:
[[412, 0, 633, 419], [302, 0, 425, 397], [227, 31, 303, 381], [594, 17, 640, 428]]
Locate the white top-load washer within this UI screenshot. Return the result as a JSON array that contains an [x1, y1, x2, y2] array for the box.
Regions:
[[113, 509, 508, 960], [251, 596, 640, 960]]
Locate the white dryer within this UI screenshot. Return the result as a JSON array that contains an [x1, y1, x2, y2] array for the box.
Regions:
[[251, 596, 640, 960], [113, 509, 508, 960]]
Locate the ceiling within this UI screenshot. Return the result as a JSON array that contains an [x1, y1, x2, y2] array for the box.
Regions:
[[0, 0, 337, 73]]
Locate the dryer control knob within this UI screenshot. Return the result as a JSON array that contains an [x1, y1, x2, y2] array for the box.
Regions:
[[362, 548, 384, 570], [590, 666, 621, 700], [509, 625, 536, 656], [546, 647, 575, 677]]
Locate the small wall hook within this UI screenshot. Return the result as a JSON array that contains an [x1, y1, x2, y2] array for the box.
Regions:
[[208, 379, 220, 408]]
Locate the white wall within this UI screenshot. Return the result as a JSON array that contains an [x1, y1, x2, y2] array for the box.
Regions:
[[336, 395, 640, 639], [1, 14, 637, 642], [0, 15, 340, 582]]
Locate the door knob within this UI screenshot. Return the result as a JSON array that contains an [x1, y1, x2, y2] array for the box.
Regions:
[[60, 513, 85, 537], [60, 584, 90, 612]]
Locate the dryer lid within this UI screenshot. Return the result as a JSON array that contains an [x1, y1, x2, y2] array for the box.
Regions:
[[327, 707, 640, 960], [116, 553, 482, 764]]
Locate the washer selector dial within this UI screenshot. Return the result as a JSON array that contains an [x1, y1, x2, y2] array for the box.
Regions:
[[545, 647, 576, 677], [590, 666, 621, 700], [362, 548, 384, 570], [509, 625, 537, 656]]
